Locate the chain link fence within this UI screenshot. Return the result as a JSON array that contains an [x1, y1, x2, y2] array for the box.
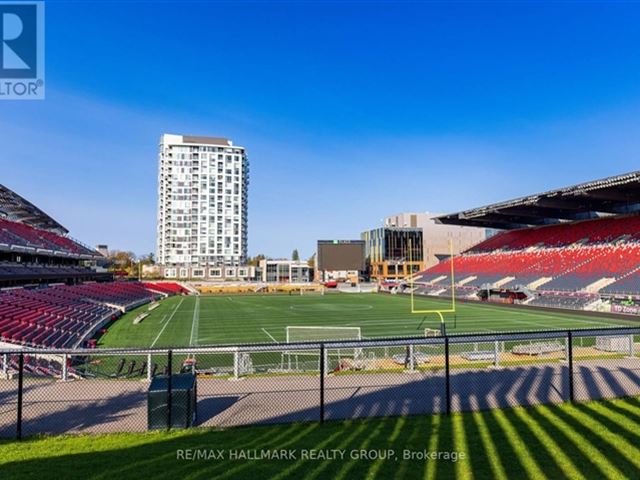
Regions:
[[1, 326, 638, 438]]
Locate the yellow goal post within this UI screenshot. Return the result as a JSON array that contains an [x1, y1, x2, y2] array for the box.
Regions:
[[407, 239, 456, 327]]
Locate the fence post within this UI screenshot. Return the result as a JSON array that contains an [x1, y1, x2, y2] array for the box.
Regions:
[[62, 353, 68, 381], [629, 334, 635, 357], [445, 336, 451, 415], [567, 331, 574, 403], [323, 346, 329, 375], [147, 353, 152, 381], [2, 353, 7, 377], [233, 350, 239, 380], [493, 340, 499, 368], [409, 344, 415, 371], [17, 353, 24, 440], [319, 343, 325, 424], [167, 350, 173, 430]]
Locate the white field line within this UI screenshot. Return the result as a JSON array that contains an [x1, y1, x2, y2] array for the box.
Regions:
[[189, 296, 200, 346], [261, 328, 279, 343], [195, 316, 541, 330], [150, 297, 184, 348], [189, 297, 631, 344], [195, 312, 624, 330], [197, 314, 623, 340], [412, 299, 626, 327]]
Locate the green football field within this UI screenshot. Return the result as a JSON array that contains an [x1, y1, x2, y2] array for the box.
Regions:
[[97, 293, 639, 348]]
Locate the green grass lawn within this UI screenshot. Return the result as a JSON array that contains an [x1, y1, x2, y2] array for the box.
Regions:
[[1, 396, 638, 480], [97, 293, 638, 349]]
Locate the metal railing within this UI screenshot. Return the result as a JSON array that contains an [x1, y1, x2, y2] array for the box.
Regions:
[[0, 326, 638, 439]]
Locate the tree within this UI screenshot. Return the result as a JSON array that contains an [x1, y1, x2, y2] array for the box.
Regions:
[[139, 252, 155, 266], [106, 250, 137, 276], [307, 253, 316, 268], [247, 254, 266, 266], [292, 249, 300, 261]]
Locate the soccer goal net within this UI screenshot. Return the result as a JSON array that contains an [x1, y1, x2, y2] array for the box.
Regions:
[[424, 328, 441, 337], [286, 326, 361, 343], [283, 326, 363, 373], [300, 287, 325, 296]]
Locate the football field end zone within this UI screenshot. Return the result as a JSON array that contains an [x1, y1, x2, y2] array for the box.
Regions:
[[150, 297, 185, 348], [98, 293, 639, 349], [286, 326, 362, 343], [397, 289, 640, 325], [261, 328, 278, 343]]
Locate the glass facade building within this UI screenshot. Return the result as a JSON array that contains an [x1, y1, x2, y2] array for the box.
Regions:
[[361, 227, 424, 281]]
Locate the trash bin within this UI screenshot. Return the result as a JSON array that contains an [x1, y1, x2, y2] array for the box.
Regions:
[[148, 373, 197, 430]]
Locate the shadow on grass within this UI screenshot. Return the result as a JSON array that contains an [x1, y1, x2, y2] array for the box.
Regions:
[[546, 402, 638, 476], [1, 397, 639, 480], [497, 403, 569, 479]]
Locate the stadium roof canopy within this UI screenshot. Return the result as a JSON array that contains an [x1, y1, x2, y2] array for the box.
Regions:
[[0, 184, 68, 233], [437, 170, 640, 230]]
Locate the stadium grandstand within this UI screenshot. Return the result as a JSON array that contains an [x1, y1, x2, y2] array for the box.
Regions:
[[0, 183, 110, 286], [412, 170, 640, 312], [0, 281, 188, 349], [0, 184, 189, 350], [141, 282, 190, 296]]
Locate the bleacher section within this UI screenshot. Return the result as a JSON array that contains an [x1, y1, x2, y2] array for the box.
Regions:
[[142, 282, 189, 295], [528, 291, 599, 309], [415, 214, 640, 301], [0, 282, 166, 349], [0, 262, 95, 280], [468, 215, 640, 252], [0, 218, 98, 258]]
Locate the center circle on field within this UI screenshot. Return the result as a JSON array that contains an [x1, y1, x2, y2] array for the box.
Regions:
[[290, 304, 374, 312]]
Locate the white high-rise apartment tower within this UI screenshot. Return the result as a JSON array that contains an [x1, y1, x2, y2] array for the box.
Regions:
[[157, 134, 249, 269]]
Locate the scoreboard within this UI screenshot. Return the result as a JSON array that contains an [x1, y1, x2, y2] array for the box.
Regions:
[[317, 240, 366, 271]]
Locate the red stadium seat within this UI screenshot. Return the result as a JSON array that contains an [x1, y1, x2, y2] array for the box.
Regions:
[[0, 281, 164, 348], [415, 214, 640, 295]]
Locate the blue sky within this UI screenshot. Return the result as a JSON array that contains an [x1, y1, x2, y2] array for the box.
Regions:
[[2, 1, 640, 258]]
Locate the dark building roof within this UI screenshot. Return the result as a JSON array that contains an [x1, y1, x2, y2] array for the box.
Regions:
[[437, 170, 640, 230], [0, 184, 68, 233], [181, 135, 232, 146]]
